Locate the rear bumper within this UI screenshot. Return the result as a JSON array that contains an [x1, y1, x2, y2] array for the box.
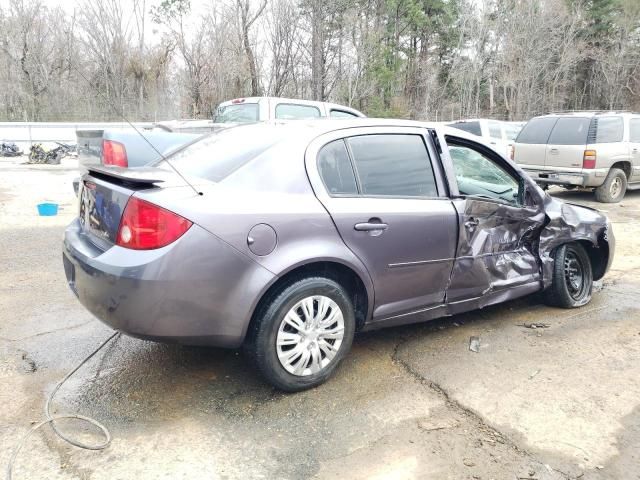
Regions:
[[523, 167, 608, 188], [63, 218, 275, 347]]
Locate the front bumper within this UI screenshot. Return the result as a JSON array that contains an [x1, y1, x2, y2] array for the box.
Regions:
[[523, 168, 608, 188], [63, 218, 274, 347]]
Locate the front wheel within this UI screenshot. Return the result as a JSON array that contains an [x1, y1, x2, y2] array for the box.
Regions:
[[544, 243, 593, 308], [245, 277, 355, 392]]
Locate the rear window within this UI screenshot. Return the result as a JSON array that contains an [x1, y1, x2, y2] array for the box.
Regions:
[[594, 116, 623, 143], [214, 103, 259, 124], [275, 103, 321, 120], [153, 126, 282, 182], [347, 134, 437, 197], [547, 117, 590, 145], [516, 117, 558, 144], [449, 121, 481, 137]]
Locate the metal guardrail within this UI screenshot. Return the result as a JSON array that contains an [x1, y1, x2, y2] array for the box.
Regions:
[[0, 122, 152, 148]]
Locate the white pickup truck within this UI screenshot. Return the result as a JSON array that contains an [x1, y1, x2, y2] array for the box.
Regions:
[[76, 96, 365, 172]]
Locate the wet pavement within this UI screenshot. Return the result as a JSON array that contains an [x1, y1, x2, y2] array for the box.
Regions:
[[1, 158, 639, 479]]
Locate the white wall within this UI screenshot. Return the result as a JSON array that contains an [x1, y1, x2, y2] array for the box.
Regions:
[[0, 122, 152, 149]]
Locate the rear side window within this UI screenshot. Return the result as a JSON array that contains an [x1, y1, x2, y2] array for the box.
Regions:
[[317, 140, 358, 195], [275, 103, 321, 120], [516, 117, 558, 144], [450, 121, 481, 137], [547, 117, 590, 145], [630, 118, 640, 143], [594, 117, 624, 143], [347, 134, 437, 197], [154, 126, 283, 182], [330, 109, 358, 118]]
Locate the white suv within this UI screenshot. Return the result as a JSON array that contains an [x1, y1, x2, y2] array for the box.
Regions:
[[513, 111, 640, 202]]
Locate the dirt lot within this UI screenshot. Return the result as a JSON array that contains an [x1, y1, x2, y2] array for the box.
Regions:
[[1, 156, 639, 480]]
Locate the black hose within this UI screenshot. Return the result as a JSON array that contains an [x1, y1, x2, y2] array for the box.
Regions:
[[6, 331, 121, 480]]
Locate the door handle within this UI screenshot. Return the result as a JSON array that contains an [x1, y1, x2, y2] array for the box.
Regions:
[[354, 222, 388, 232], [549, 148, 559, 154], [464, 218, 479, 229], [633, 148, 638, 154]]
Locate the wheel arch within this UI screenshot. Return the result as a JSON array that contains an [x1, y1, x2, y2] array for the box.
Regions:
[[575, 239, 609, 281], [611, 161, 631, 179], [242, 259, 374, 345]]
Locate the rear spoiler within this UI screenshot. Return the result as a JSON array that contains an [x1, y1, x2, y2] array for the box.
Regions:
[[87, 165, 169, 186]]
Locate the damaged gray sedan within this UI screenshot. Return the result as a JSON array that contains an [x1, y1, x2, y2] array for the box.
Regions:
[[63, 120, 614, 391]]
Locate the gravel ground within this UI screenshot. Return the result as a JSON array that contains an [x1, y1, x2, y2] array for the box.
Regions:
[[1, 156, 638, 480]]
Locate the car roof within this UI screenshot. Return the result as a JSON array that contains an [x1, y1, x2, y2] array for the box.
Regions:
[[219, 118, 488, 147], [535, 111, 637, 118]]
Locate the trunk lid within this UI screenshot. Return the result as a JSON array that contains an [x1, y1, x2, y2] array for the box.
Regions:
[[78, 167, 170, 249]]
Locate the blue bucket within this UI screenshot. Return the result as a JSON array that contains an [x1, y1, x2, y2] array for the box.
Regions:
[[37, 202, 58, 216]]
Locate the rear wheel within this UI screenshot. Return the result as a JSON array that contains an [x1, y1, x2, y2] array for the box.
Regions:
[[245, 277, 355, 392], [544, 243, 593, 308], [595, 168, 627, 203]]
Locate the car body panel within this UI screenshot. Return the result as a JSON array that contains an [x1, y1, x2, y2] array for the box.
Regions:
[[63, 218, 275, 347], [63, 119, 615, 347]]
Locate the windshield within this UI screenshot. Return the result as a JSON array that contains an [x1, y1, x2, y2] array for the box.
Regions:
[[214, 103, 259, 124], [153, 126, 283, 182]]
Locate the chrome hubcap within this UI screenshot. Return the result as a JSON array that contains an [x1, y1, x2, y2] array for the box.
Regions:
[[276, 295, 344, 376], [610, 177, 622, 198]]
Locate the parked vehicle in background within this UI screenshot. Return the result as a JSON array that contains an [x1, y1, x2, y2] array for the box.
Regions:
[[63, 119, 613, 391], [27, 142, 75, 165], [76, 97, 365, 172], [448, 119, 525, 157], [0, 142, 22, 157], [512, 111, 640, 203]]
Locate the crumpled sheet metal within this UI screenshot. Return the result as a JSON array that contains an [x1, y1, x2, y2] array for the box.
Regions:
[[446, 199, 545, 304], [538, 196, 612, 288], [445, 194, 611, 309]]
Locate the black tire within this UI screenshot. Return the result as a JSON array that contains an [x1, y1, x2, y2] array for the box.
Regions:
[[595, 168, 627, 203], [245, 277, 355, 392], [544, 243, 593, 308]]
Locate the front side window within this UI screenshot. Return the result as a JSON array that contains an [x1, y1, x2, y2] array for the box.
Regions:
[[448, 143, 521, 205], [317, 140, 358, 195], [594, 117, 624, 143], [630, 118, 640, 143], [548, 117, 590, 145], [346, 134, 437, 197], [275, 103, 321, 120]]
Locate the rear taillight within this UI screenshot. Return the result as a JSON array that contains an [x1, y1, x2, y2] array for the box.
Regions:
[[116, 197, 192, 250], [583, 149, 597, 169], [102, 140, 128, 167], [509, 145, 515, 160]]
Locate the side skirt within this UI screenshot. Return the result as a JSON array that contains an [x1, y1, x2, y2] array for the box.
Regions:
[[361, 281, 541, 332]]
